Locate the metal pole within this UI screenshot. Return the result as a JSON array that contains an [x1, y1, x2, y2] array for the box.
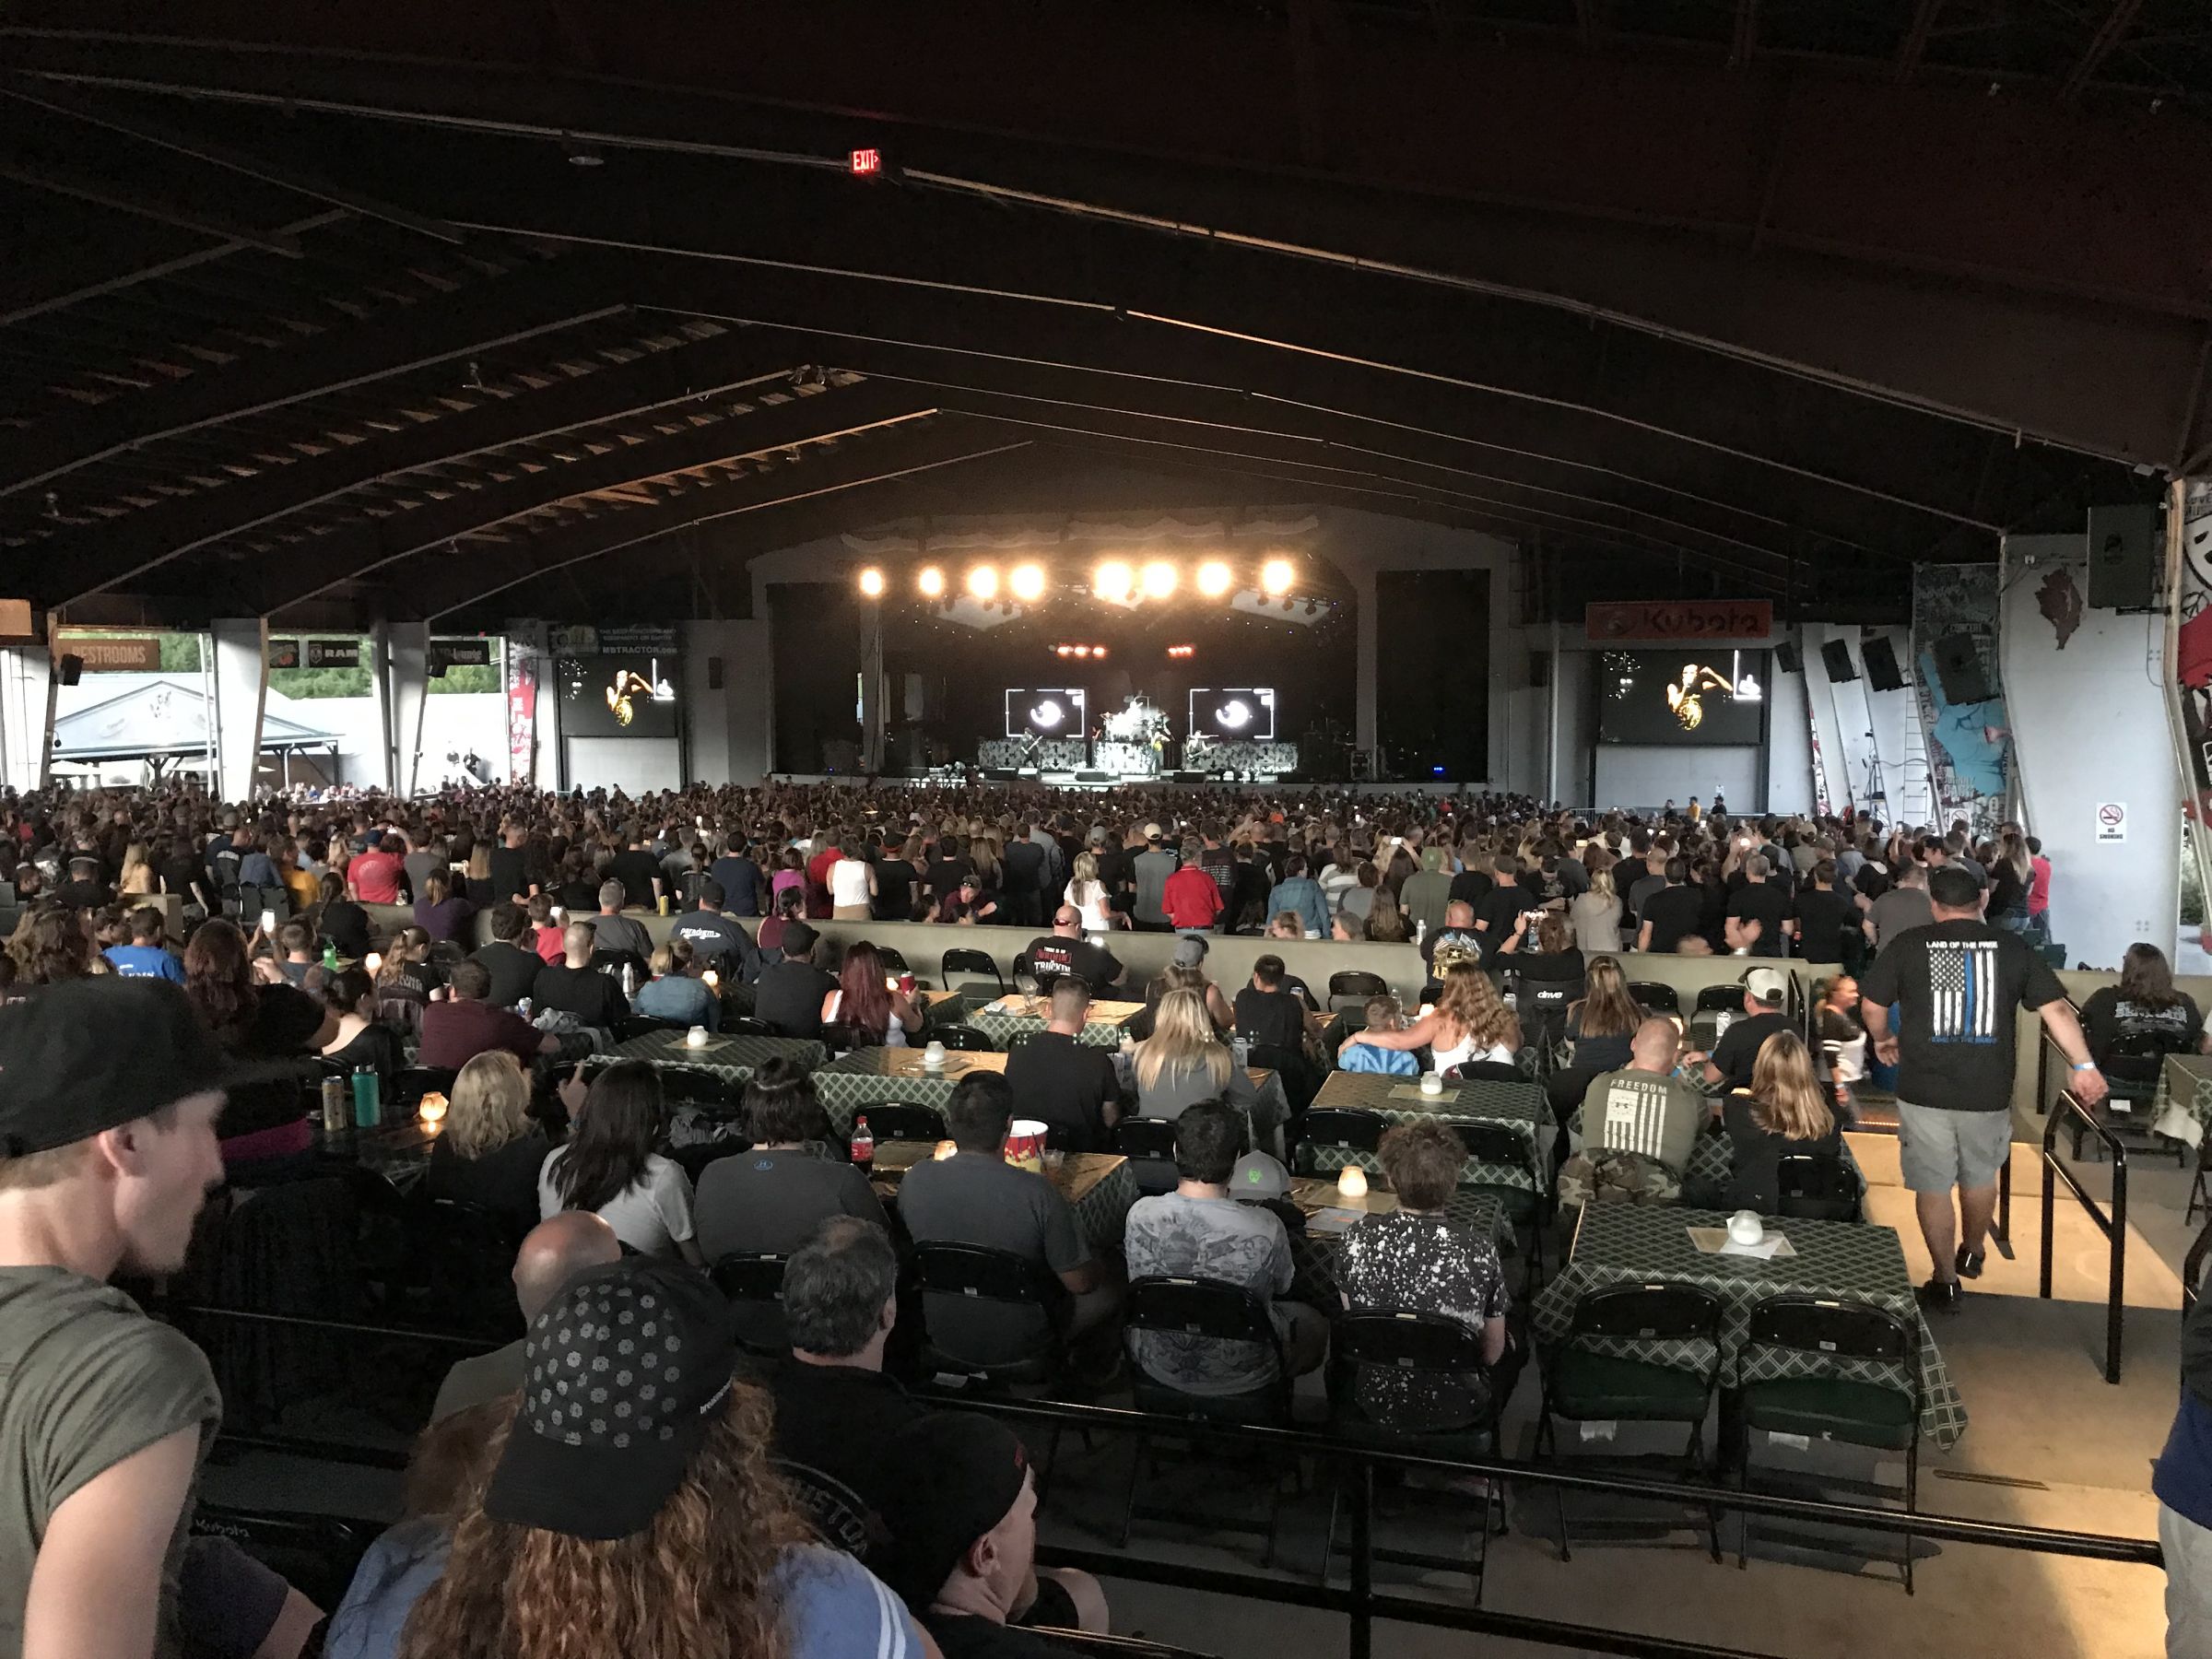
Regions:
[[1348, 1462, 1373, 1659], [2161, 480, 2212, 954], [1545, 616, 1561, 806]]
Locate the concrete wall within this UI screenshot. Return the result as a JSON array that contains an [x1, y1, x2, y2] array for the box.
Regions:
[[2002, 532, 2180, 971]]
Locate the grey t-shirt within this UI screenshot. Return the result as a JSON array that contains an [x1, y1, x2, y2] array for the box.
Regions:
[[898, 1154, 1089, 1364], [694, 1150, 888, 1261], [1868, 887, 1936, 950], [1123, 1193, 1294, 1396], [1578, 1068, 1709, 1175], [0, 1267, 221, 1659], [587, 912, 655, 960], [1132, 848, 1180, 924]]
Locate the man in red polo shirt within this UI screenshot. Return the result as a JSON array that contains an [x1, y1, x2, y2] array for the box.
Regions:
[[347, 831, 407, 905], [1162, 849, 1224, 935]]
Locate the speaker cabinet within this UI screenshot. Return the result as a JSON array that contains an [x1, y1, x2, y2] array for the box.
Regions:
[[1862, 637, 1905, 692], [1775, 640, 1803, 675], [2087, 502, 2159, 611], [1819, 639, 1858, 682], [1931, 633, 1994, 704], [56, 653, 82, 686]]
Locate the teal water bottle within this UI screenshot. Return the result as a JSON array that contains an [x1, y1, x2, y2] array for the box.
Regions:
[[350, 1066, 382, 1129]]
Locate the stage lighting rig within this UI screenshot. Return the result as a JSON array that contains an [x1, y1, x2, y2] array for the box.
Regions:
[[966, 566, 1000, 601], [856, 568, 886, 598], [1260, 558, 1296, 596], [1141, 560, 1178, 599], [1009, 563, 1047, 603], [917, 566, 946, 599], [1093, 560, 1135, 602], [1196, 560, 1233, 597]]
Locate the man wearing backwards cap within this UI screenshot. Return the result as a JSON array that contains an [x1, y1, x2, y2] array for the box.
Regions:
[[876, 1415, 1108, 1659], [1687, 965, 1794, 1093], [0, 979, 319, 1659]]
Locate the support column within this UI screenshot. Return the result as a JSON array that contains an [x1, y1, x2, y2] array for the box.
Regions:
[[0, 641, 55, 794], [209, 618, 268, 803], [859, 606, 885, 775], [1352, 565, 1378, 759], [371, 621, 429, 796]]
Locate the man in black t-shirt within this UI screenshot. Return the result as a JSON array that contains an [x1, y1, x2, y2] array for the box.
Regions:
[[1724, 855, 1792, 958], [669, 881, 762, 982], [1472, 858, 1527, 942], [1636, 861, 1704, 954], [1787, 860, 1853, 965], [1003, 978, 1126, 1152], [530, 921, 629, 1030], [488, 823, 534, 903], [470, 903, 547, 1007], [1021, 910, 1124, 993], [1860, 866, 2107, 1310], [752, 921, 837, 1039], [1233, 956, 1312, 1052], [606, 830, 665, 912], [1694, 966, 1792, 1090]]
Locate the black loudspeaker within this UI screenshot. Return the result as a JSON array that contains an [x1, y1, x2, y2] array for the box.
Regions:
[[56, 653, 82, 686], [1931, 632, 1994, 704], [706, 656, 724, 691], [1862, 636, 1905, 692], [1819, 640, 1858, 682], [1529, 652, 1550, 689], [1076, 771, 1113, 783], [1775, 639, 1803, 675], [2087, 502, 2159, 611]]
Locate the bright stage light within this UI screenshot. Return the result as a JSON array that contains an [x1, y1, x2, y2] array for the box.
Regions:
[[917, 566, 946, 598], [1009, 563, 1047, 603], [966, 566, 1000, 601], [1260, 558, 1295, 596], [856, 567, 886, 598], [1195, 560, 1233, 598], [1094, 560, 1134, 602], [1140, 560, 1178, 599]]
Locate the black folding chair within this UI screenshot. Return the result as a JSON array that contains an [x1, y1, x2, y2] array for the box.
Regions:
[[933, 1023, 998, 1053], [1735, 1295, 1919, 1592], [724, 1016, 780, 1037], [1328, 969, 1390, 1017], [590, 947, 650, 982], [654, 1065, 739, 1109], [1120, 1275, 1294, 1563], [1536, 1282, 1724, 1562], [712, 1251, 792, 1358], [1628, 982, 1682, 1018], [912, 1241, 1064, 1386], [1776, 1152, 1862, 1223], [411, 1195, 526, 1341], [855, 1100, 947, 1143], [941, 947, 1005, 998], [618, 1013, 691, 1041], [2081, 1029, 2194, 1170], [1443, 1118, 1551, 1286], [1115, 1117, 1181, 1194], [1019, 1632, 1223, 1659], [1291, 1106, 1386, 1177], [1324, 1308, 1513, 1598]]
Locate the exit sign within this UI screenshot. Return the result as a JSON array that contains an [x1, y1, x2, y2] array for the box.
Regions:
[[850, 147, 882, 177]]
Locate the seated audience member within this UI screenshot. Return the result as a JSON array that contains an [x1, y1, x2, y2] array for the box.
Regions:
[[260, 919, 320, 986], [821, 938, 923, 1048], [2080, 942, 2210, 1071], [1228, 1145, 1307, 1238], [669, 879, 762, 981], [1337, 995, 1419, 1077], [429, 1212, 622, 1421], [753, 920, 836, 1040], [584, 878, 654, 963], [1492, 909, 1584, 990], [695, 1065, 885, 1260], [184, 915, 335, 1059], [1124, 1100, 1328, 1396], [536, 1061, 703, 1264], [315, 869, 374, 962], [1340, 962, 1521, 1076], [418, 959, 552, 1071], [633, 936, 720, 1031], [530, 921, 629, 1032], [319, 966, 404, 1081], [1233, 954, 1314, 1053], [361, 1260, 927, 1659], [373, 925, 442, 1009], [421, 1050, 554, 1241], [1422, 900, 1488, 982], [1710, 1030, 1845, 1215], [1336, 1119, 1521, 1429], [1573, 1017, 1707, 1180], [104, 903, 184, 982], [412, 870, 476, 945], [1692, 966, 1793, 1091], [1003, 976, 1126, 1152], [1134, 988, 1267, 1129], [1562, 956, 1643, 1073], [758, 886, 806, 955], [1023, 907, 1124, 993], [470, 903, 545, 1007], [0, 980, 323, 1659], [875, 1415, 1112, 1656], [525, 893, 566, 965], [1164, 935, 1236, 1030], [899, 1072, 1115, 1366]]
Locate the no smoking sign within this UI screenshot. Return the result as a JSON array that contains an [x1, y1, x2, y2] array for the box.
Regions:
[[2096, 802, 2127, 843]]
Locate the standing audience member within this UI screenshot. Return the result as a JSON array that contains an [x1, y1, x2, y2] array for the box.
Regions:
[[412, 872, 476, 945], [536, 1062, 703, 1265], [2157, 1284, 2212, 1655]]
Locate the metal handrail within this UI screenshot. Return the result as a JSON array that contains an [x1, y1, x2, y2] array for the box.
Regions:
[[2041, 1089, 2130, 1383], [2185, 1218, 2212, 1315]]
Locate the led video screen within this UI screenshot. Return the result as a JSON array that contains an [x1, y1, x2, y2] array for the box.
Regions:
[[1597, 649, 1766, 745], [1004, 688, 1088, 738], [1187, 687, 1277, 741], [558, 653, 680, 739]]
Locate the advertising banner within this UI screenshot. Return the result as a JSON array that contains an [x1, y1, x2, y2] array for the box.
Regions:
[[506, 648, 538, 784]]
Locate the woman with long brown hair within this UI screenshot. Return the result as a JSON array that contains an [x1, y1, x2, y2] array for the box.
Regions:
[[1718, 1030, 1842, 1215], [1339, 962, 1522, 1076], [6, 905, 94, 990], [536, 1061, 703, 1265], [2078, 941, 2208, 1070], [184, 915, 331, 1058], [1365, 884, 1409, 944], [369, 1261, 930, 1659], [1565, 956, 1643, 1072], [820, 937, 921, 1047]]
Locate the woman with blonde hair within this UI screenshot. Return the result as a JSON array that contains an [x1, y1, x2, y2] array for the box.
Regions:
[[116, 841, 156, 897], [1564, 956, 1643, 1072], [1717, 1030, 1842, 1215], [1567, 865, 1624, 954], [1065, 849, 1119, 934], [423, 1050, 549, 1238], [1340, 962, 1521, 1077], [1134, 986, 1265, 1127]]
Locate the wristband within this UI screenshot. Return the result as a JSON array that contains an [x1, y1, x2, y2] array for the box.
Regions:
[[2070, 1059, 2099, 1072]]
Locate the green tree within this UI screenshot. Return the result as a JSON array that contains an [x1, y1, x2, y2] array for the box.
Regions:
[[158, 633, 202, 672], [269, 666, 372, 699], [430, 663, 499, 695]]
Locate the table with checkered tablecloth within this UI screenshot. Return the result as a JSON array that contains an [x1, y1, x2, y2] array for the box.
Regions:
[[871, 1144, 1140, 1253], [2153, 1053, 2212, 1148], [811, 1048, 1007, 1135], [1560, 1105, 1868, 1197], [603, 1030, 827, 1084], [1304, 1070, 1550, 1194], [959, 996, 1140, 1052], [1529, 1205, 1966, 1450]]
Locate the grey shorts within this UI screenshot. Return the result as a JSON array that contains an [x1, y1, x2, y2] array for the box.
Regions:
[[1896, 1101, 2013, 1194]]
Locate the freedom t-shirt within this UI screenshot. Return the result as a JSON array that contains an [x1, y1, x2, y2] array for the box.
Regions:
[[1859, 919, 2065, 1112]]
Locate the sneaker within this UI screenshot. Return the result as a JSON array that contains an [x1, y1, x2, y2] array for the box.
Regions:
[[1917, 1277, 1963, 1313], [1956, 1246, 1985, 1280]]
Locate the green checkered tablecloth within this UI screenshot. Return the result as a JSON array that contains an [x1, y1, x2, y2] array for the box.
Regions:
[[2153, 1053, 2212, 1148], [607, 1030, 828, 1082], [812, 1050, 996, 1135], [961, 1006, 1126, 1051], [1064, 1157, 1140, 1253], [1306, 1070, 1550, 1193], [1529, 1205, 1966, 1450], [1290, 1192, 1509, 1307], [1561, 1106, 1868, 1196]]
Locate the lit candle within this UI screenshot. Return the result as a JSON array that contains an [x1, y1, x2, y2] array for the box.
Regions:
[[933, 1139, 958, 1160], [1336, 1165, 1369, 1199], [702, 969, 720, 992], [418, 1092, 448, 1131], [364, 952, 382, 975]]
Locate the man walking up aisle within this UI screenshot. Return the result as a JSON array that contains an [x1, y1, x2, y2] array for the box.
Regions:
[[1860, 865, 2106, 1311]]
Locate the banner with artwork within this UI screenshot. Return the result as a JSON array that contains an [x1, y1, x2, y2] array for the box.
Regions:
[[1909, 565, 2011, 835], [505, 649, 537, 784]]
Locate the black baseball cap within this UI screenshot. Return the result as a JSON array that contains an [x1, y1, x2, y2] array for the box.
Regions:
[[0, 979, 227, 1158], [872, 1414, 1031, 1606], [483, 1259, 739, 1541]]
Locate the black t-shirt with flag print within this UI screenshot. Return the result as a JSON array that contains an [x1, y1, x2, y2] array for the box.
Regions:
[[1860, 919, 2065, 1113]]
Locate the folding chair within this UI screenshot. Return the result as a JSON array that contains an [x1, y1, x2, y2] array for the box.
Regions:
[[941, 947, 1006, 999], [712, 1252, 792, 1358], [1776, 1152, 1862, 1223], [1292, 1106, 1386, 1178]]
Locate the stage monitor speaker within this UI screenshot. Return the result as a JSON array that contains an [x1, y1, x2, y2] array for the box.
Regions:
[[1931, 632, 1994, 704], [1862, 637, 1905, 692], [982, 769, 1018, 782], [1819, 640, 1858, 682], [1775, 640, 1803, 676], [1075, 771, 1113, 784], [56, 653, 81, 687], [2088, 502, 2159, 611]]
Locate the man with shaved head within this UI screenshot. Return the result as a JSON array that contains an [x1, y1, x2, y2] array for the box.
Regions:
[[430, 1212, 623, 1421]]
